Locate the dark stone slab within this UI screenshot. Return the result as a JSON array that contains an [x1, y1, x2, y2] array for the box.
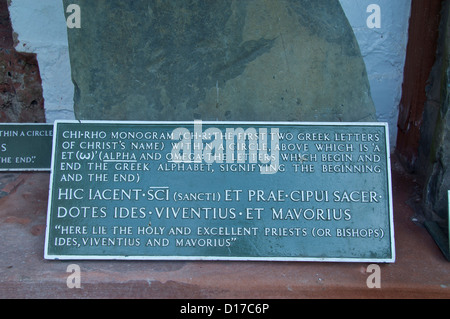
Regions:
[[64, 0, 376, 122]]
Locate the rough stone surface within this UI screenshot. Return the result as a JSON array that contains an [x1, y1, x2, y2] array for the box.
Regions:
[[418, 1, 450, 222], [64, 0, 376, 122], [1, 159, 450, 299]]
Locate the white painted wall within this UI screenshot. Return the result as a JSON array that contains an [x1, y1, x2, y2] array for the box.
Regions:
[[9, 0, 411, 147]]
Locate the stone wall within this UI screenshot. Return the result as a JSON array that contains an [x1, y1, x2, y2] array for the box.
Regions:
[[63, 0, 376, 123], [0, 0, 45, 123]]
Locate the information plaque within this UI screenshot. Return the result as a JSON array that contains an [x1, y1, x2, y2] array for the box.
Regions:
[[45, 121, 395, 262], [0, 124, 53, 171]]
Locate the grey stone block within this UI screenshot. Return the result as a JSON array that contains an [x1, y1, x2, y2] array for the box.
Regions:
[[64, 0, 376, 122]]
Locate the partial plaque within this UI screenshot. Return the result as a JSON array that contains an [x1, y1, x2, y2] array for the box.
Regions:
[[45, 121, 395, 262], [0, 124, 53, 171]]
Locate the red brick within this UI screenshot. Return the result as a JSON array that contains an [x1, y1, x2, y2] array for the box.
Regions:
[[0, 0, 45, 123]]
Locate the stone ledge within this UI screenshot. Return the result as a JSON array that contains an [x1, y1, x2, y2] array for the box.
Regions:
[[0, 156, 449, 299]]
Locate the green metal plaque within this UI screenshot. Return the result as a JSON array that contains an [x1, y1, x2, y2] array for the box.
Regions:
[[0, 124, 53, 171], [45, 121, 395, 262]]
